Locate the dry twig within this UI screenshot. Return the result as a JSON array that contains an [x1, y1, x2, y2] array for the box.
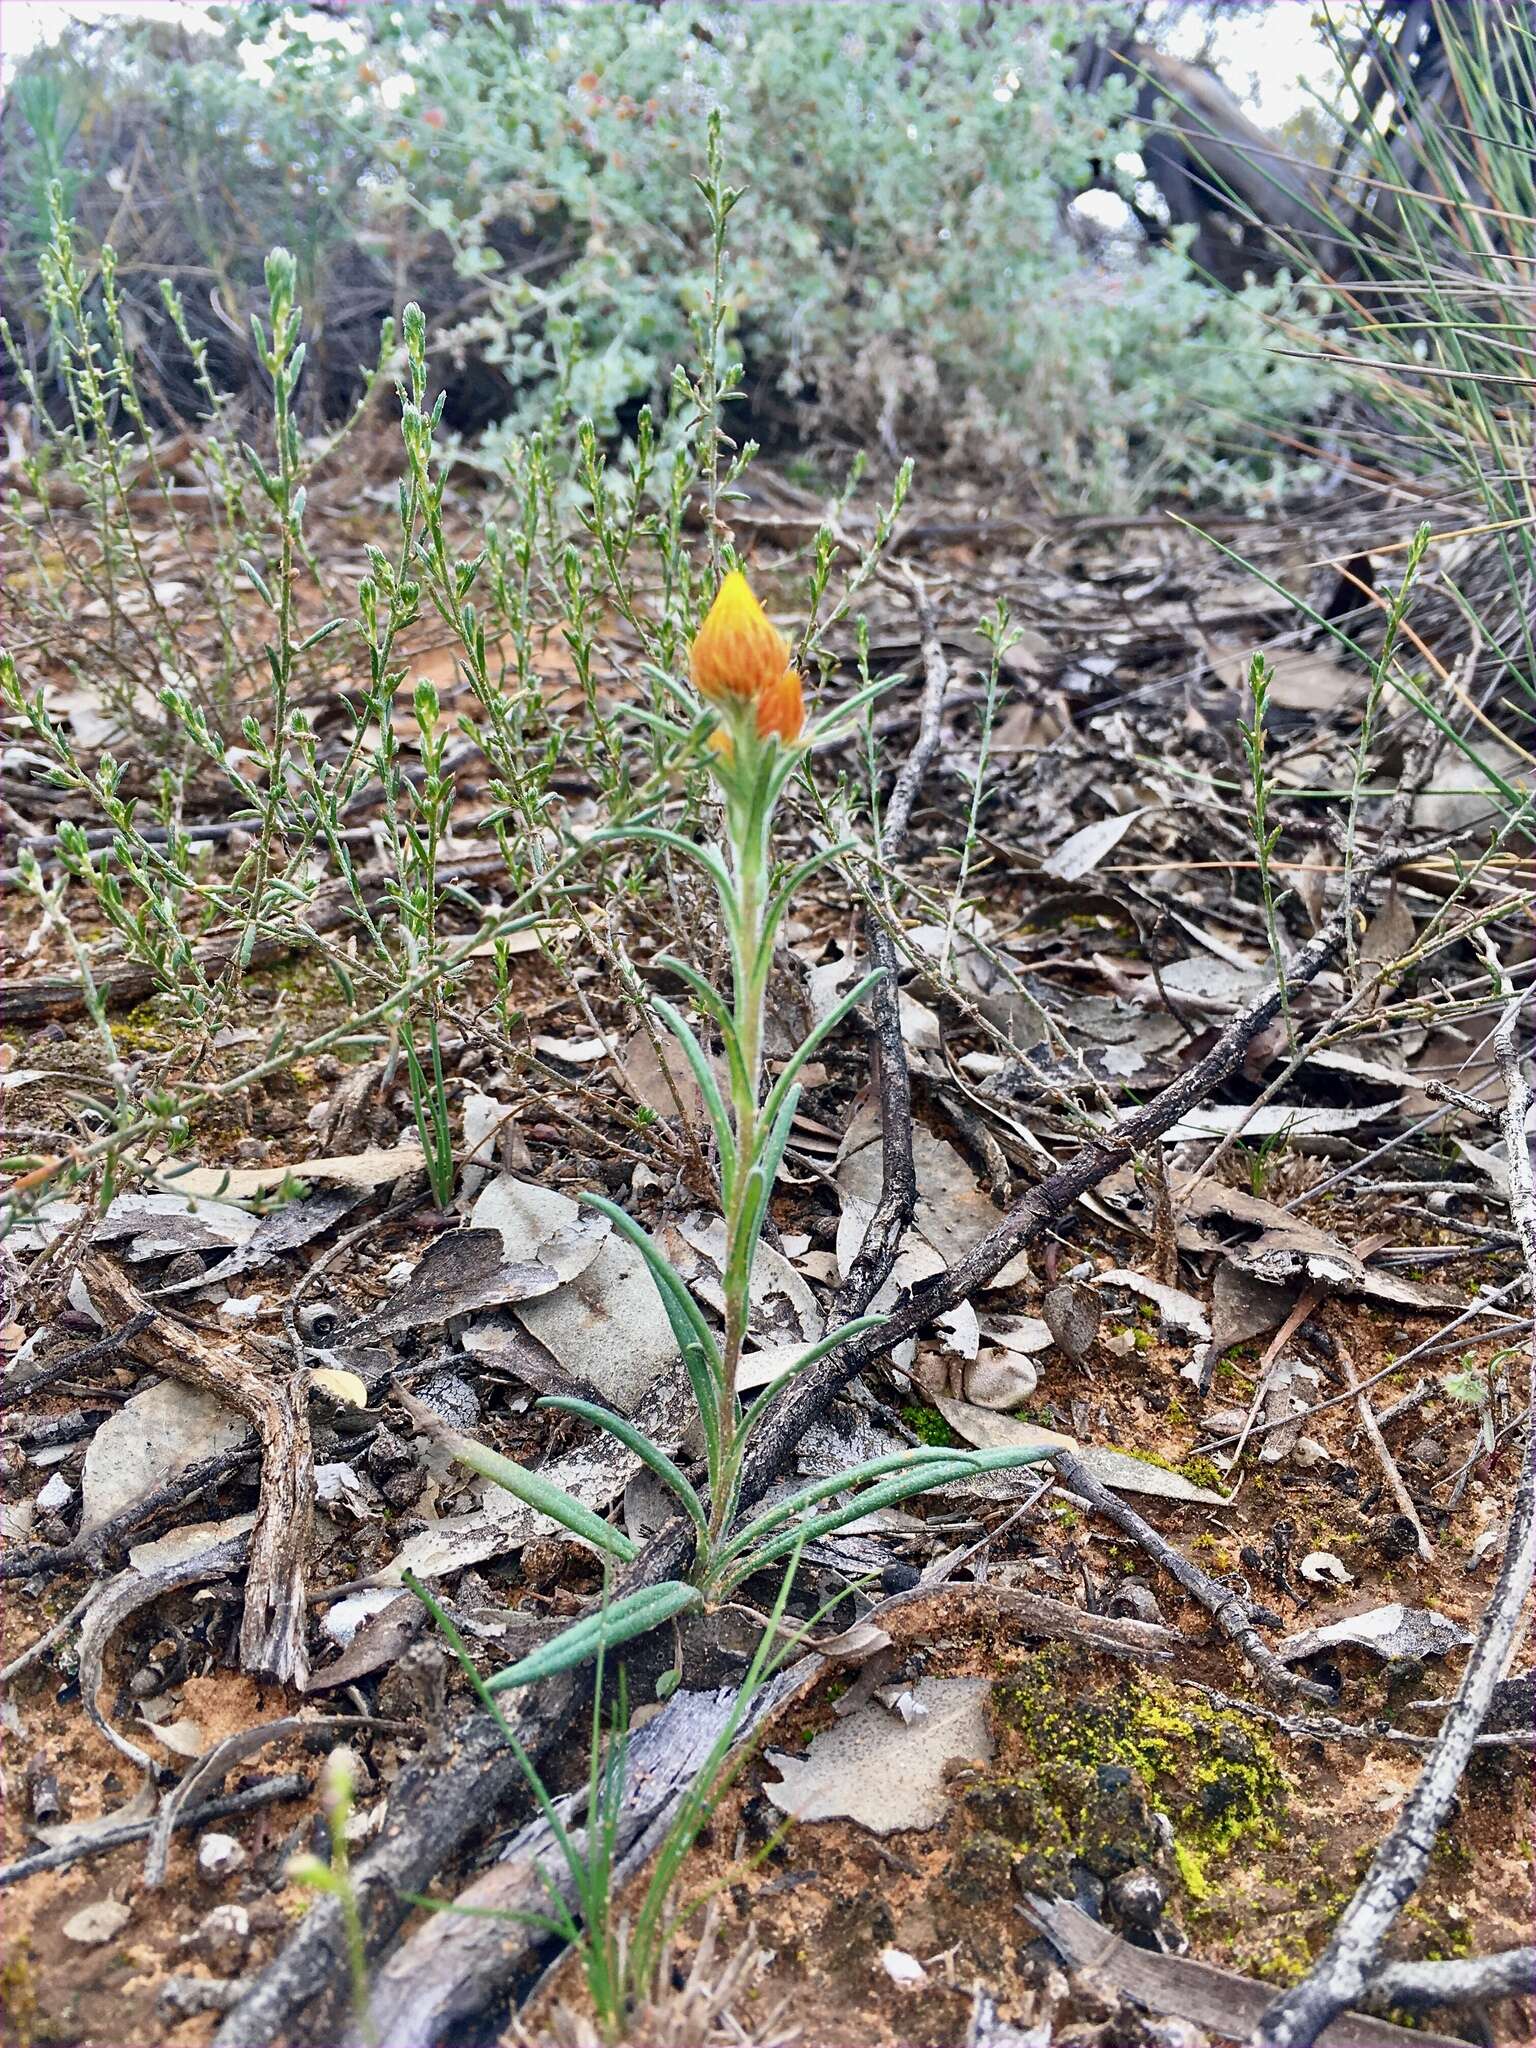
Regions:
[[78, 1256, 314, 1687]]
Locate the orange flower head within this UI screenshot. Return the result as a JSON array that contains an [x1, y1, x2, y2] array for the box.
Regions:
[[756, 666, 805, 745], [690, 571, 791, 706]]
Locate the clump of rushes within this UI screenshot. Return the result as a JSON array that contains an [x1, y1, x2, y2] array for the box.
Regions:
[[426, 570, 1056, 1687]]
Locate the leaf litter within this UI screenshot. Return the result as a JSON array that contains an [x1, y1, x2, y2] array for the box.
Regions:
[[2, 472, 1531, 2048]]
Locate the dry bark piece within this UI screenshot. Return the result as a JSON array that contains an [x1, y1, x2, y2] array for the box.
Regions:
[[78, 1256, 313, 1688], [1043, 1279, 1101, 1359], [1276, 1604, 1474, 1667], [1023, 1895, 1466, 2048], [349, 1229, 559, 1341], [763, 1675, 992, 1834]]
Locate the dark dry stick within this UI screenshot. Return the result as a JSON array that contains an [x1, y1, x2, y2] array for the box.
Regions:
[[0, 1773, 309, 1887], [1257, 993, 1536, 2047], [1341, 1343, 1434, 1562], [2, 1310, 154, 1403], [1361, 1947, 1536, 2015], [1052, 1448, 1333, 1703], [829, 570, 947, 1326], [0, 1439, 254, 1583]]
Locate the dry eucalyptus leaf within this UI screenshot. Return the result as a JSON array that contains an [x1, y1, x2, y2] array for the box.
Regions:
[[153, 1187, 358, 1298], [154, 1143, 426, 1201], [128, 1513, 257, 1574], [62, 1901, 133, 1946], [762, 1676, 992, 1834], [531, 1034, 610, 1064], [514, 1235, 685, 1416], [935, 1395, 1227, 1505], [1043, 807, 1146, 882], [1277, 1603, 1473, 1666], [961, 1349, 1038, 1410], [81, 1381, 251, 1534], [1043, 1281, 1100, 1361], [94, 1192, 258, 1261], [1157, 1101, 1390, 1145], [1094, 1269, 1210, 1340], [470, 1173, 610, 1284], [351, 1230, 559, 1342], [1299, 1550, 1355, 1585]]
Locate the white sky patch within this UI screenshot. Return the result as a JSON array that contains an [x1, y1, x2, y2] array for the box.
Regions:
[[1, 0, 220, 76], [1156, 0, 1333, 127]]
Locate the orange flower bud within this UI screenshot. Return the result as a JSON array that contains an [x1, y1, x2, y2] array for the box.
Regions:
[[756, 667, 805, 745], [690, 571, 790, 705]]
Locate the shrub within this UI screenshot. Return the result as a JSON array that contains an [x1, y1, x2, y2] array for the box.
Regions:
[[0, 2, 1333, 507]]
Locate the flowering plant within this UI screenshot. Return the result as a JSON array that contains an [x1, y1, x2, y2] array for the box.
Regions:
[[424, 570, 1055, 1688]]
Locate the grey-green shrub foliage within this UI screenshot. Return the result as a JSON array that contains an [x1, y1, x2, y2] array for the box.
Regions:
[[1, 2, 1330, 506]]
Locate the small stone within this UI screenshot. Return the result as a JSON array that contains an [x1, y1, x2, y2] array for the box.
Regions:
[[378, 1463, 427, 1511], [35, 1472, 74, 1513], [26, 1760, 64, 1824], [1106, 1578, 1164, 1625], [1217, 1726, 1255, 1766], [365, 1427, 414, 1479], [880, 1562, 921, 1594], [1108, 1865, 1167, 1931], [198, 1832, 248, 1879], [63, 1899, 132, 1946], [189, 1903, 250, 1973]]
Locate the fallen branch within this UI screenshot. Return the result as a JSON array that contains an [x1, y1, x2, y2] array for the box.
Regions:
[[1051, 1446, 1332, 1702], [1256, 992, 1535, 2047], [78, 1257, 314, 1688], [828, 568, 946, 1326], [355, 1661, 818, 2047], [0, 1773, 309, 1889], [0, 1438, 256, 1584], [1026, 1893, 1467, 2048]]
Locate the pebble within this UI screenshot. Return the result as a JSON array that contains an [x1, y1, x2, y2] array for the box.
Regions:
[[197, 1832, 248, 1879], [189, 1903, 250, 1973], [35, 1472, 74, 1513], [1108, 1865, 1167, 1931], [63, 1900, 132, 1946]]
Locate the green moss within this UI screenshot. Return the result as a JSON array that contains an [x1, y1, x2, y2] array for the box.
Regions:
[[900, 1403, 957, 1448], [1178, 1455, 1226, 1492], [989, 1645, 1290, 1905], [1174, 1839, 1210, 1899]]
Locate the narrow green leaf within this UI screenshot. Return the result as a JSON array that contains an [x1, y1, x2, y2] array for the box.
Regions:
[[723, 1446, 1057, 1589], [487, 1581, 703, 1692], [716, 1446, 966, 1565], [537, 1395, 708, 1534], [739, 1313, 888, 1432], [580, 1192, 723, 1377], [439, 1427, 637, 1562], [651, 997, 735, 1187]]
